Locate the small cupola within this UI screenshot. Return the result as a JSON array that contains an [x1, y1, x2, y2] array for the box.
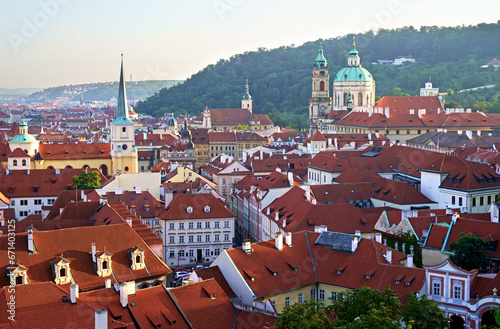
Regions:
[[95, 247, 113, 277], [52, 254, 72, 285], [7, 262, 29, 285], [129, 245, 145, 270]]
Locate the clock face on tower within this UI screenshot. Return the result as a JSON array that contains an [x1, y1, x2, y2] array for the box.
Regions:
[[122, 144, 128, 150], [320, 70, 325, 76]]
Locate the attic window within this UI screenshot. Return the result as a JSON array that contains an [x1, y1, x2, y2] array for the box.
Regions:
[[204, 205, 211, 213], [186, 206, 193, 214], [96, 249, 113, 277], [365, 269, 376, 279], [130, 246, 145, 270]]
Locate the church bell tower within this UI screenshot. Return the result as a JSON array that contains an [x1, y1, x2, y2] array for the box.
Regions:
[[110, 54, 138, 175], [308, 43, 331, 136]]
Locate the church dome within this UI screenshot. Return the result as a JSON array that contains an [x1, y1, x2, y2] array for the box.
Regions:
[[186, 141, 194, 149], [167, 116, 177, 127], [334, 66, 373, 83], [180, 126, 191, 138]]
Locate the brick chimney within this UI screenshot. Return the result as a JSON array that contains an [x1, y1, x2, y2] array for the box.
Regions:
[[285, 232, 292, 247], [95, 309, 108, 329], [275, 233, 283, 251], [407, 254, 414, 268], [27, 228, 34, 253], [70, 284, 79, 304]]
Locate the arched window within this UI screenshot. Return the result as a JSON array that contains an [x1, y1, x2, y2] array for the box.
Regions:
[[358, 93, 363, 106], [13, 160, 17, 166], [65, 165, 73, 169], [22, 159, 26, 166], [100, 164, 108, 176], [343, 93, 348, 106], [319, 81, 325, 91]]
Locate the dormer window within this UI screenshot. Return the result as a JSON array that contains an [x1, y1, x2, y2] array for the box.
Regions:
[[130, 245, 145, 270], [53, 255, 71, 285], [8, 263, 28, 285], [96, 248, 113, 277], [186, 206, 193, 214], [204, 205, 211, 213]]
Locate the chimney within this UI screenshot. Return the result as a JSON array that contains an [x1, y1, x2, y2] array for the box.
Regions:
[[306, 188, 311, 201], [275, 233, 283, 251], [452, 213, 459, 223], [375, 132, 380, 138], [81, 190, 85, 201], [242, 239, 252, 254], [446, 207, 453, 215], [351, 237, 359, 252], [260, 149, 263, 160], [55, 169, 60, 175], [165, 191, 174, 207], [126, 217, 133, 227], [275, 211, 279, 222], [368, 133, 371, 141], [386, 247, 392, 263], [92, 243, 96, 263], [105, 279, 111, 288], [27, 228, 34, 253], [327, 138, 332, 147], [70, 284, 79, 304], [285, 232, 292, 247], [465, 131, 473, 139], [59, 208, 64, 214], [119, 282, 128, 307], [95, 309, 108, 329], [135, 187, 141, 194], [115, 188, 122, 195], [266, 207, 270, 216], [368, 107, 373, 117], [6, 170, 9, 176], [355, 230, 361, 236], [407, 254, 414, 268], [375, 233, 382, 244], [27, 170, 30, 176], [384, 107, 390, 119]]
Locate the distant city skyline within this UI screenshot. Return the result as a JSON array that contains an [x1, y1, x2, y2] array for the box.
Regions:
[[1, 1, 499, 89]]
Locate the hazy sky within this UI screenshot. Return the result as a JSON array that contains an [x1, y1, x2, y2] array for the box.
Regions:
[[1, 0, 499, 89]]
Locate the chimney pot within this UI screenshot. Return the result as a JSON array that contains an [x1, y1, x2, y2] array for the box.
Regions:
[[275, 233, 283, 251], [386, 247, 392, 263], [242, 239, 252, 254], [92, 243, 96, 263], [70, 284, 79, 304], [95, 309, 108, 329], [375, 233, 382, 244], [285, 232, 292, 247], [27, 229, 34, 253], [407, 254, 414, 268], [105, 279, 111, 288], [119, 282, 128, 307], [351, 237, 359, 253]]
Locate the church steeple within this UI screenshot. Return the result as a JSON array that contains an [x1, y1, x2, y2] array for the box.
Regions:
[[112, 54, 133, 124], [348, 35, 360, 67], [314, 42, 327, 69], [241, 78, 253, 112]]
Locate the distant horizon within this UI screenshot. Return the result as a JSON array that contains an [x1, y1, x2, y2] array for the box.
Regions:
[[1, 1, 499, 89]]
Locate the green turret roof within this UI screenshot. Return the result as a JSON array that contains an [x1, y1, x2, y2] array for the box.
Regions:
[[314, 43, 327, 69], [10, 119, 37, 143], [242, 79, 252, 101], [111, 54, 134, 125]]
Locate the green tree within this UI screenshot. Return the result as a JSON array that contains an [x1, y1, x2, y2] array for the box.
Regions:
[[236, 124, 249, 131], [275, 299, 332, 329], [331, 286, 402, 328], [71, 170, 102, 190], [450, 233, 490, 272], [402, 293, 449, 329]]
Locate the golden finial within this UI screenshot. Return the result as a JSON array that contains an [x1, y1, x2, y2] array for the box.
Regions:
[[352, 35, 356, 48], [319, 41, 322, 46]]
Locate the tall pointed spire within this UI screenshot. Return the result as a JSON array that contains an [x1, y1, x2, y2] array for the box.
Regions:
[[352, 35, 356, 48], [112, 54, 134, 124], [242, 78, 252, 100]]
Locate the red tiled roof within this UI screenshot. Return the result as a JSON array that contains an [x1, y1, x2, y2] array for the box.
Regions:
[[7, 147, 29, 158], [160, 193, 235, 220], [194, 265, 236, 298], [39, 143, 111, 160], [0, 282, 131, 328], [0, 223, 170, 290], [309, 130, 327, 142], [0, 168, 106, 198], [225, 232, 424, 299]]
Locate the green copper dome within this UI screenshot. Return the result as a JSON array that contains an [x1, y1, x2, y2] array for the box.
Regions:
[[334, 66, 373, 82], [242, 79, 252, 101], [10, 133, 37, 143], [314, 43, 327, 69]]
